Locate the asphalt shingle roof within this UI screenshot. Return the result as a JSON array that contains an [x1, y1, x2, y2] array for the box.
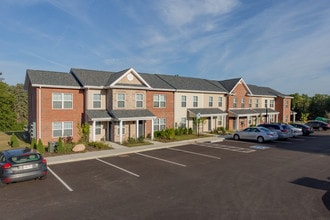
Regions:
[[188, 108, 227, 115], [139, 73, 175, 90], [218, 78, 242, 92], [26, 69, 81, 88], [110, 109, 155, 119], [71, 68, 115, 87], [86, 110, 112, 120], [248, 84, 287, 97]]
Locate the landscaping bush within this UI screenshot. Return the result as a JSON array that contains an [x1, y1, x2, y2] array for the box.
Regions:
[[37, 139, 45, 154]]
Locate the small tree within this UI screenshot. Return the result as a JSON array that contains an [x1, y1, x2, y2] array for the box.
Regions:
[[78, 123, 90, 143], [10, 133, 20, 148], [37, 139, 45, 154], [57, 137, 64, 153], [30, 138, 37, 149]]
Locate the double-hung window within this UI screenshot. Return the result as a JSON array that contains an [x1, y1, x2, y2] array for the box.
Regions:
[[241, 98, 245, 108], [249, 99, 252, 108], [255, 99, 259, 108], [154, 118, 166, 131], [233, 98, 237, 108], [117, 93, 125, 108], [95, 122, 101, 135], [265, 100, 268, 108], [93, 94, 101, 109], [218, 97, 222, 107], [181, 96, 186, 107], [52, 93, 73, 109], [136, 94, 143, 108], [209, 97, 213, 107], [270, 100, 274, 108], [153, 95, 166, 108], [52, 121, 73, 137], [217, 116, 223, 126], [193, 96, 198, 107]]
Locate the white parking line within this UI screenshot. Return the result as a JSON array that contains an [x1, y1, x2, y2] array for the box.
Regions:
[[135, 152, 187, 167], [197, 144, 256, 153], [168, 148, 221, 160], [47, 167, 73, 192], [96, 158, 140, 177]]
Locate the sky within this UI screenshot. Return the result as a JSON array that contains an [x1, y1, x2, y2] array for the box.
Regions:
[[1, 0, 329, 96]]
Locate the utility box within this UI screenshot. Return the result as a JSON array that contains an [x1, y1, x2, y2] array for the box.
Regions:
[[48, 142, 58, 153]]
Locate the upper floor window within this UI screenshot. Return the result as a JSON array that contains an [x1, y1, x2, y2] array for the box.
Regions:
[[241, 98, 245, 108], [209, 97, 213, 107], [117, 93, 125, 108], [52, 121, 73, 137], [153, 94, 166, 108], [285, 100, 289, 108], [233, 98, 237, 108], [218, 97, 222, 107], [256, 99, 259, 108], [265, 100, 268, 108], [249, 99, 252, 108], [181, 96, 186, 107], [93, 94, 101, 109], [136, 94, 143, 108], [52, 93, 73, 109], [270, 100, 274, 108], [193, 96, 198, 107]]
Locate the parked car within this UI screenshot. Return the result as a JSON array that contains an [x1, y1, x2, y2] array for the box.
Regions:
[[305, 120, 330, 131], [290, 123, 314, 136], [0, 148, 47, 186], [257, 123, 293, 139], [287, 124, 303, 137], [233, 127, 278, 143]]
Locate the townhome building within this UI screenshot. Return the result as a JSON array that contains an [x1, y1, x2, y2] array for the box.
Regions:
[[24, 67, 292, 145]]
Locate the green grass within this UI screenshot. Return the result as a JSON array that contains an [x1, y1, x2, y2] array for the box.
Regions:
[[0, 132, 30, 151]]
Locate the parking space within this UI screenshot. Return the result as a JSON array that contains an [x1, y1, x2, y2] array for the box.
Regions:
[[1, 132, 330, 219]]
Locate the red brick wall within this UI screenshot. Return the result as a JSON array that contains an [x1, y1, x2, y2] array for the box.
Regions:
[[276, 97, 291, 123], [145, 91, 174, 136], [36, 87, 84, 144]]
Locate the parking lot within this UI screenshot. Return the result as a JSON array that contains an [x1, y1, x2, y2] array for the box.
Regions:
[[1, 131, 330, 219]]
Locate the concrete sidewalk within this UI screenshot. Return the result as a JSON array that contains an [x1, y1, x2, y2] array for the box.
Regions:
[[45, 135, 226, 165]]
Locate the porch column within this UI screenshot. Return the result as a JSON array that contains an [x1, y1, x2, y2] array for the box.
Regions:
[[151, 119, 154, 140], [119, 120, 123, 144], [136, 120, 139, 139], [92, 120, 96, 142], [236, 116, 240, 131], [210, 116, 214, 131], [107, 121, 110, 141]]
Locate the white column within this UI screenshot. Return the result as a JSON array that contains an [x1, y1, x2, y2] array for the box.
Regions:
[[236, 116, 239, 130], [151, 119, 154, 140], [119, 120, 123, 144], [92, 120, 96, 142], [136, 120, 139, 139]]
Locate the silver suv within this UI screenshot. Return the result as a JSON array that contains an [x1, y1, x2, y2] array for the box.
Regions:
[[257, 123, 293, 139]]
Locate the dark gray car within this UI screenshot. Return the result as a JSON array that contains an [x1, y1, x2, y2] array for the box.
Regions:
[[0, 148, 47, 186]]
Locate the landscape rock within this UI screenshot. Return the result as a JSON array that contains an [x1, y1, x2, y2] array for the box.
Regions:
[[72, 144, 86, 152]]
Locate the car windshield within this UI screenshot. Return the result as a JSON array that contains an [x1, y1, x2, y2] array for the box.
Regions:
[[10, 153, 41, 164]]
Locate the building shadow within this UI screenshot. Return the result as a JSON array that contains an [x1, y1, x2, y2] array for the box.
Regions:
[[291, 177, 330, 210]]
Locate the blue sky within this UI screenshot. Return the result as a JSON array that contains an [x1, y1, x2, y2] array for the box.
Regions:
[[1, 0, 329, 96]]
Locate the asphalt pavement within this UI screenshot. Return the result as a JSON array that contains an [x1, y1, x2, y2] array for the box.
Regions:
[[45, 135, 226, 165]]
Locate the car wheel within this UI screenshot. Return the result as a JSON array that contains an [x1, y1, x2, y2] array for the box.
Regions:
[[38, 175, 47, 180], [233, 134, 240, 140], [257, 136, 264, 143], [319, 127, 323, 131]]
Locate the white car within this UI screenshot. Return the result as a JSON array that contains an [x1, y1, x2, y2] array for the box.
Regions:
[[233, 127, 278, 143], [288, 124, 303, 137]]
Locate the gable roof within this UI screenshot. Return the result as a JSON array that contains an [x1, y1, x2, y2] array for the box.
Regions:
[[70, 68, 115, 87], [139, 73, 175, 90], [155, 74, 225, 93], [218, 77, 252, 95], [248, 84, 288, 97], [25, 69, 81, 89]]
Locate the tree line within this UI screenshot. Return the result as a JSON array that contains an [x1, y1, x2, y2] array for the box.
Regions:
[[291, 93, 330, 122], [0, 77, 329, 132]]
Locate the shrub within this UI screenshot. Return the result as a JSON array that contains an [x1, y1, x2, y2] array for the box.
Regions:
[[9, 133, 20, 148], [37, 139, 45, 154], [88, 141, 109, 149], [30, 138, 37, 149], [57, 137, 64, 153]]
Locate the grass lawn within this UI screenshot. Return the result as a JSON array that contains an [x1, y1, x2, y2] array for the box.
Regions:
[[0, 132, 29, 151]]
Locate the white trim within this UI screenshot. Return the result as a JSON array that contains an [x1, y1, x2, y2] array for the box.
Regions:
[[110, 68, 152, 88]]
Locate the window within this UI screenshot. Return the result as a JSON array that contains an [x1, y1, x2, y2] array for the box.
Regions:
[[218, 97, 222, 107], [153, 95, 166, 108], [265, 100, 268, 108], [285, 100, 289, 108], [93, 94, 101, 109], [248, 116, 252, 125], [249, 99, 252, 108], [209, 97, 213, 107], [117, 93, 125, 108], [154, 118, 166, 131], [241, 98, 245, 108], [270, 100, 274, 108], [233, 98, 237, 108], [256, 99, 259, 108], [136, 94, 143, 108], [285, 115, 289, 122], [180, 118, 186, 128], [181, 96, 186, 107], [193, 96, 198, 107], [95, 122, 101, 135], [217, 116, 223, 126], [52, 122, 73, 137], [52, 93, 73, 109]]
